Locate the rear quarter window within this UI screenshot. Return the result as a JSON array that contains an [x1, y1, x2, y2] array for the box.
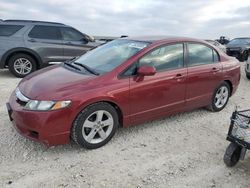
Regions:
[[0, 25, 24, 36]]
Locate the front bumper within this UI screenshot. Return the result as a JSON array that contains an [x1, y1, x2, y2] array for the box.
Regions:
[[7, 91, 73, 146]]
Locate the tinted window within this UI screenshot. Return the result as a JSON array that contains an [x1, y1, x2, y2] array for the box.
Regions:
[[188, 43, 214, 66], [139, 43, 184, 71], [0, 25, 24, 36], [60, 27, 83, 41], [28, 25, 61, 40]]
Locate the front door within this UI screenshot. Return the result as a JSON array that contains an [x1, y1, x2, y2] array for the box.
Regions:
[[128, 43, 187, 124], [60, 27, 93, 59]]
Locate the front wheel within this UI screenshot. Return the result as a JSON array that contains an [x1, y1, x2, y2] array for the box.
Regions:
[[8, 53, 37, 78], [208, 82, 230, 112], [71, 102, 119, 149]]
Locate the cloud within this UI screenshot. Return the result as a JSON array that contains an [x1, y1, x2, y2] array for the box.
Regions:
[[0, 0, 250, 39]]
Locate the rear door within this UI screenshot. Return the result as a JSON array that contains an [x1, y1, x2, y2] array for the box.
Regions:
[[186, 43, 223, 109], [26, 25, 64, 63], [60, 27, 94, 59]]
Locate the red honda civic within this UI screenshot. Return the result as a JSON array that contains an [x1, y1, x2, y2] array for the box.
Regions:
[[6, 36, 240, 149]]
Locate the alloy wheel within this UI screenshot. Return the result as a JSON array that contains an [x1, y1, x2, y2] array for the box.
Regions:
[[13, 58, 32, 75], [214, 86, 229, 108], [82, 110, 114, 144]]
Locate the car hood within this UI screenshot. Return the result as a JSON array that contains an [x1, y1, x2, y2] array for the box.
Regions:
[[18, 65, 97, 100]]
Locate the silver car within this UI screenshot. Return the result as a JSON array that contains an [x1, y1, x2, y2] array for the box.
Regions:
[[0, 20, 99, 77]]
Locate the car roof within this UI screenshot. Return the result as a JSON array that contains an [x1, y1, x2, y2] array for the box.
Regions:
[[232, 37, 250, 40], [1, 20, 66, 26], [123, 36, 206, 44]]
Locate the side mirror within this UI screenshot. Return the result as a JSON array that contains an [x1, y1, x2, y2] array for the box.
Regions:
[[80, 37, 89, 44], [83, 35, 95, 43], [137, 65, 156, 76]]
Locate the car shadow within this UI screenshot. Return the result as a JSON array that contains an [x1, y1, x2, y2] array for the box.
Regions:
[[0, 69, 18, 79]]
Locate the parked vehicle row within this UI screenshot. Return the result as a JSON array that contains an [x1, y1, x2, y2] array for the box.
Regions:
[[0, 20, 100, 77], [6, 36, 241, 149]]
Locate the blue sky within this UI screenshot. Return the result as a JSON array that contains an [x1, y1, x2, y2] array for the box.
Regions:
[[1, 0, 250, 39]]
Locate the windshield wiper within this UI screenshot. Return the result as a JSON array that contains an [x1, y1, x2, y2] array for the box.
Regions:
[[73, 62, 100, 75], [64, 62, 81, 71]]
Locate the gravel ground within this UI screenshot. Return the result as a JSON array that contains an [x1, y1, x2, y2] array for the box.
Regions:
[[0, 61, 250, 188]]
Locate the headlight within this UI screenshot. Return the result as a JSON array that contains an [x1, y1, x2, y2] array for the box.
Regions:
[[25, 100, 71, 111]]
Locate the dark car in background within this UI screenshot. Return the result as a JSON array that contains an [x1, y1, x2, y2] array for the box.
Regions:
[[0, 20, 100, 77], [226, 38, 250, 62]]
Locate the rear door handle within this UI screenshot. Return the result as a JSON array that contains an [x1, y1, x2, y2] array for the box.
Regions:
[[28, 39, 37, 42]]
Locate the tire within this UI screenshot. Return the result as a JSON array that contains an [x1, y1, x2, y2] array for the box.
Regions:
[[71, 102, 119, 149], [238, 51, 248, 62], [245, 52, 249, 61], [224, 142, 242, 167], [247, 74, 250, 80], [208, 82, 230, 112], [8, 53, 37, 78]]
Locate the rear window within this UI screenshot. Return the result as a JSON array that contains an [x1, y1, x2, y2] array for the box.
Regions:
[[28, 25, 61, 40], [0, 25, 24, 36]]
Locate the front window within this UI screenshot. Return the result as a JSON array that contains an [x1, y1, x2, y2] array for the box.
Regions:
[[228, 38, 250, 45], [60, 27, 83, 41], [74, 39, 149, 74], [139, 43, 184, 71]]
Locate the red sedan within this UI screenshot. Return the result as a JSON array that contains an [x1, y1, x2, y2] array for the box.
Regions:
[[6, 36, 240, 149]]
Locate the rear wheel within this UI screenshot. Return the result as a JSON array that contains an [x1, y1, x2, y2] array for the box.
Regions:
[[224, 142, 242, 167], [208, 82, 230, 112], [8, 53, 37, 78], [71, 102, 119, 149]]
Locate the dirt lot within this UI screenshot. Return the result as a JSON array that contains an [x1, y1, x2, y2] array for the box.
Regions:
[[0, 62, 250, 188]]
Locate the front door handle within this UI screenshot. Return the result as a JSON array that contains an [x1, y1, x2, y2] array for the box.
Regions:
[[174, 74, 185, 79], [211, 67, 220, 73], [174, 74, 185, 82]]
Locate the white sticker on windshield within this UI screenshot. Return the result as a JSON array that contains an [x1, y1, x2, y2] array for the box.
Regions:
[[128, 43, 147, 49]]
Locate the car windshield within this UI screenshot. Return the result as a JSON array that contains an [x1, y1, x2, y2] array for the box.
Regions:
[[228, 38, 250, 45], [74, 39, 149, 74]]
